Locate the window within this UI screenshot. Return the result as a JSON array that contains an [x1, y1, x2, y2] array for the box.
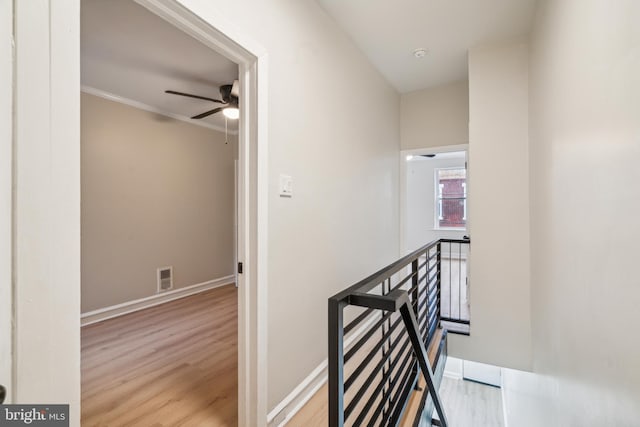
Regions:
[[435, 168, 466, 229]]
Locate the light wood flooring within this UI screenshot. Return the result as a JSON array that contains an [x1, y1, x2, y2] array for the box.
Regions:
[[81, 285, 238, 427], [289, 331, 505, 427], [436, 377, 505, 427]]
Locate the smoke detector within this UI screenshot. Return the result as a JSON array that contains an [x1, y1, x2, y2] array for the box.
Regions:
[[413, 48, 429, 59]]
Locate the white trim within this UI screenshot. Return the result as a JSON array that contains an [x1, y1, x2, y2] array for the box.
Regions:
[[400, 144, 469, 256], [267, 360, 327, 427], [81, 85, 238, 135], [266, 314, 380, 427], [501, 369, 509, 427], [81, 275, 235, 326], [403, 143, 469, 157], [443, 357, 464, 380], [0, 0, 13, 404], [132, 2, 269, 425]]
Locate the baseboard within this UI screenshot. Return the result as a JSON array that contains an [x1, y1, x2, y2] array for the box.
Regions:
[[81, 275, 235, 326], [443, 356, 463, 380], [266, 314, 379, 427], [500, 369, 509, 427]]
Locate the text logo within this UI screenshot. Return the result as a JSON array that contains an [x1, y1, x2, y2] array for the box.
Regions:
[[0, 405, 68, 426]]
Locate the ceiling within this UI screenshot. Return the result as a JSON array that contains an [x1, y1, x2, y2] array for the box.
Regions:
[[81, 0, 238, 131], [315, 0, 537, 93]]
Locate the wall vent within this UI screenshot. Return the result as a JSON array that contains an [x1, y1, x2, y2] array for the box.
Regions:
[[157, 266, 173, 293]]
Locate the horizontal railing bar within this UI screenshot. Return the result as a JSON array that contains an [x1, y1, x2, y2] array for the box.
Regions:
[[439, 238, 470, 243], [406, 272, 429, 296], [424, 260, 439, 278], [344, 309, 395, 363], [427, 317, 438, 344], [418, 305, 429, 326], [415, 294, 429, 319], [380, 358, 419, 427], [399, 300, 449, 426], [328, 240, 441, 304], [367, 356, 417, 427], [349, 290, 406, 312], [440, 318, 470, 325], [330, 238, 472, 427], [344, 315, 404, 391], [427, 296, 438, 319], [389, 269, 418, 293], [345, 334, 412, 417], [427, 310, 438, 332], [344, 308, 375, 335], [348, 339, 414, 424], [387, 358, 420, 426], [344, 344, 413, 426]]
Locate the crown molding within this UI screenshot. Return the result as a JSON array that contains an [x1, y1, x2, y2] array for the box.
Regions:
[[81, 85, 239, 135]]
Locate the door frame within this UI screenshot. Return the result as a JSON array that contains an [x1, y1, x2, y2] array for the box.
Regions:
[[12, 0, 269, 425], [400, 143, 469, 255], [0, 0, 13, 405]]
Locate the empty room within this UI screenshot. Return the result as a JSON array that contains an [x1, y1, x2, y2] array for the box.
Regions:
[[79, 0, 240, 424]]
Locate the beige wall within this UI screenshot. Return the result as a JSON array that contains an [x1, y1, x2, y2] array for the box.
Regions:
[[401, 80, 469, 150], [81, 93, 235, 312], [449, 39, 533, 371], [503, 0, 640, 425], [176, 0, 401, 410]]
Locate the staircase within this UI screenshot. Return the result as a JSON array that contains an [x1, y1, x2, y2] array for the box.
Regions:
[[328, 239, 469, 426]]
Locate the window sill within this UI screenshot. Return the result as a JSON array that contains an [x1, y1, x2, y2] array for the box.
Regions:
[[432, 227, 467, 231]]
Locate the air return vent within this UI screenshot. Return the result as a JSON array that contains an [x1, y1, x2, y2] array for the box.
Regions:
[[157, 266, 173, 293]]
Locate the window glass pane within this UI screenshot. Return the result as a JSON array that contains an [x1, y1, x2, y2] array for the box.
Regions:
[[436, 168, 466, 228]]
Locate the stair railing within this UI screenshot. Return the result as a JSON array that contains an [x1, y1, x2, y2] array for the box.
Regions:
[[328, 240, 453, 427]]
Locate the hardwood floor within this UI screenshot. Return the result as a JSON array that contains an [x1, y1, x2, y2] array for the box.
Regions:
[[436, 377, 505, 427], [81, 285, 237, 427], [290, 328, 505, 427]]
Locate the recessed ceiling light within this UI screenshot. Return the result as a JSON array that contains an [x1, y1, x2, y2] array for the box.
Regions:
[[413, 48, 428, 59]]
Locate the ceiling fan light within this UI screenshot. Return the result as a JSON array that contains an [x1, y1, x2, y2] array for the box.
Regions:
[[223, 107, 239, 120]]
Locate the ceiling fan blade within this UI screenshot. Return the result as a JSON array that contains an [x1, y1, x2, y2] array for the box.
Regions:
[[191, 106, 226, 119], [231, 80, 239, 97], [165, 90, 224, 104]]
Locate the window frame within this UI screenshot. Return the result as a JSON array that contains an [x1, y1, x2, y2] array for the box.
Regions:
[[434, 167, 467, 230]]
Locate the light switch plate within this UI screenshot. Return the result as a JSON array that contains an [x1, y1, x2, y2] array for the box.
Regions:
[[279, 174, 293, 197]]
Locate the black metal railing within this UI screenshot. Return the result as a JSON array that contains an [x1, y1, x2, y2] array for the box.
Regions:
[[328, 239, 469, 427], [439, 238, 470, 335]]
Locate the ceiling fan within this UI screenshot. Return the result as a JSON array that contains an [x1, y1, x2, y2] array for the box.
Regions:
[[165, 80, 239, 120]]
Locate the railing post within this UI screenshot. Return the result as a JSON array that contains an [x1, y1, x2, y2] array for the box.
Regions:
[[411, 258, 419, 314], [436, 241, 442, 327], [328, 299, 345, 427], [410, 258, 420, 387], [399, 299, 449, 427]]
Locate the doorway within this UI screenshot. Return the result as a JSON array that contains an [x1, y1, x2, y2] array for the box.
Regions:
[[10, 0, 267, 424], [80, 0, 240, 424], [401, 145, 470, 334]]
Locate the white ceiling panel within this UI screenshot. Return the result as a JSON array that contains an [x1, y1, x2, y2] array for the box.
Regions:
[[316, 0, 537, 92]]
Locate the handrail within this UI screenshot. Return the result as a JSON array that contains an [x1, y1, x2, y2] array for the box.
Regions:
[[349, 289, 449, 427], [328, 239, 469, 427]]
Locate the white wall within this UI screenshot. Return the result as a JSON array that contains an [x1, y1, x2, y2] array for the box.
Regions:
[[450, 39, 532, 370], [175, 0, 401, 410], [0, 0, 13, 402], [401, 80, 469, 150], [81, 93, 236, 312], [404, 155, 466, 252], [503, 0, 640, 425]]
